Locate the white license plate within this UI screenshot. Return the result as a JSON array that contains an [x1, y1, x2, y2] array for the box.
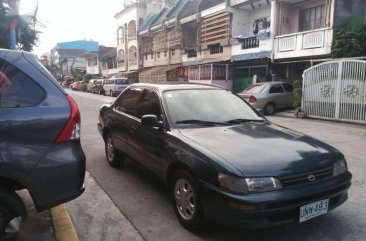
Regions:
[[299, 199, 329, 223]]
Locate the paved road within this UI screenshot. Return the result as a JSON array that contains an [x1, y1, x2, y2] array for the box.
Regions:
[[70, 89, 366, 241]]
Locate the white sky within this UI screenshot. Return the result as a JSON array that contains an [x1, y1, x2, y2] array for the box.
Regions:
[[19, 0, 123, 56]]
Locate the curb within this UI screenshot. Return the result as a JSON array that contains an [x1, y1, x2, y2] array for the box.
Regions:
[[51, 204, 79, 241]]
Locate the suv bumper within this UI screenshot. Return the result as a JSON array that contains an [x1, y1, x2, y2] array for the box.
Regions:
[[30, 141, 86, 211], [199, 172, 351, 228]]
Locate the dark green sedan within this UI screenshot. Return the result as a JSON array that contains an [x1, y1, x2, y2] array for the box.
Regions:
[[97, 83, 352, 230]]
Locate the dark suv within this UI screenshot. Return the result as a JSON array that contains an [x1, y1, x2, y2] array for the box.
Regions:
[[0, 49, 85, 238]]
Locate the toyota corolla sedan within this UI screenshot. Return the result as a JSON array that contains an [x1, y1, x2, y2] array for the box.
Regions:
[[97, 83, 351, 230]]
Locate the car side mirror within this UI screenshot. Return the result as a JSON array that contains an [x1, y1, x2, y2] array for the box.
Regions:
[[141, 115, 163, 128]]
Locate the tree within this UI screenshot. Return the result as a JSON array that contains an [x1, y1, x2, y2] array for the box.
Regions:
[[332, 18, 366, 58], [0, 0, 39, 51]]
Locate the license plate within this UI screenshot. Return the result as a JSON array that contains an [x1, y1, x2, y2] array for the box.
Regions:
[[299, 199, 329, 223]]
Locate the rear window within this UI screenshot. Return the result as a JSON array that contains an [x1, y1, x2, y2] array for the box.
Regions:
[[244, 85, 265, 94], [116, 79, 128, 85], [0, 59, 45, 108], [283, 83, 294, 92]]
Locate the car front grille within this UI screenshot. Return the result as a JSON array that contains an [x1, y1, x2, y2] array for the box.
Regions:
[[279, 166, 334, 188]]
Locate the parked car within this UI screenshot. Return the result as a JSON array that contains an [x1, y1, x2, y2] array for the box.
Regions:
[[238, 82, 294, 115], [91, 79, 105, 95], [70, 81, 82, 91], [87, 79, 97, 92], [0, 49, 85, 238], [103, 77, 129, 97], [98, 83, 351, 230]]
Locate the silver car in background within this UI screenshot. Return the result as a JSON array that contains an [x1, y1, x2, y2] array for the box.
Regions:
[[238, 82, 294, 115]]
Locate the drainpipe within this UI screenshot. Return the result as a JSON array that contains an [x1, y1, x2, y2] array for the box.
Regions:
[[270, 0, 278, 63], [8, 0, 18, 50]]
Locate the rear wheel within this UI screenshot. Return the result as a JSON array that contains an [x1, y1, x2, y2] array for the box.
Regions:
[[0, 190, 26, 240], [171, 170, 204, 231], [105, 133, 125, 168], [264, 102, 276, 115]]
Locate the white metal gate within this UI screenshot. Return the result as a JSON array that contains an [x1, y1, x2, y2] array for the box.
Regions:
[[302, 60, 366, 123]]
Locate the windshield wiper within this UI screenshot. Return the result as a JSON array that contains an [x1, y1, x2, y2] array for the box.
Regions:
[[225, 118, 265, 124], [175, 119, 230, 126]]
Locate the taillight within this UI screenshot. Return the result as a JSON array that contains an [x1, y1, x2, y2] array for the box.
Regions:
[[56, 95, 81, 143], [249, 95, 257, 103]]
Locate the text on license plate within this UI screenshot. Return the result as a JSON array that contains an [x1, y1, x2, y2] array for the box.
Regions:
[[299, 199, 329, 223]]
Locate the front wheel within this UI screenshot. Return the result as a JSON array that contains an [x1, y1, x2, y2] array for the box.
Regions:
[[105, 133, 125, 168], [0, 190, 26, 240], [171, 170, 204, 231]]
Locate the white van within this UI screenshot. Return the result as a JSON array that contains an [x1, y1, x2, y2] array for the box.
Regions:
[[103, 78, 129, 97]]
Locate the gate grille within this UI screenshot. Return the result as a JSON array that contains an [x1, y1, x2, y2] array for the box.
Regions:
[[302, 60, 366, 123]]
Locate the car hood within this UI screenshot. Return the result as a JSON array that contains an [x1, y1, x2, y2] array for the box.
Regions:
[[178, 123, 341, 177]]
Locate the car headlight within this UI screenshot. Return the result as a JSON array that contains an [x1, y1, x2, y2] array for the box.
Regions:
[[333, 159, 348, 176], [218, 174, 282, 193]]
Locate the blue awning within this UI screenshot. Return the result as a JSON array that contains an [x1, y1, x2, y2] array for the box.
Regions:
[[231, 51, 272, 62]]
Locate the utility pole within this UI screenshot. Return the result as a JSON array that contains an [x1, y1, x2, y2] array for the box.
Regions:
[[8, 0, 18, 50]]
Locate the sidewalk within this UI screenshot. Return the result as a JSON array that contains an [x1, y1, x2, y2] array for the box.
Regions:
[[66, 172, 144, 241]]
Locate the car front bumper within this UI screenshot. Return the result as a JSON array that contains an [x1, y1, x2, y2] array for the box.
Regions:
[[198, 172, 352, 228]]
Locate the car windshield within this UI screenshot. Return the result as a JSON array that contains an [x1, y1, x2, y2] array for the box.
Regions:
[[163, 89, 262, 124], [244, 85, 265, 94], [116, 79, 128, 85]]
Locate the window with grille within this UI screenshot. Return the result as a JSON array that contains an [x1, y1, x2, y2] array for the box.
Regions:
[[209, 45, 223, 55], [187, 49, 197, 58], [299, 5, 326, 31]]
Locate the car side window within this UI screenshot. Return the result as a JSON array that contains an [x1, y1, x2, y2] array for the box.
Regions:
[[114, 87, 142, 117], [136, 89, 162, 119], [0, 59, 45, 109], [269, 84, 284, 94], [282, 83, 294, 92]]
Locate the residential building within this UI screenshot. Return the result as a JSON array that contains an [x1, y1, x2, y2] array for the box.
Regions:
[[99, 47, 119, 78], [183, 0, 233, 90], [139, 0, 188, 83], [115, 0, 170, 83], [229, 0, 277, 92], [50, 40, 99, 76]]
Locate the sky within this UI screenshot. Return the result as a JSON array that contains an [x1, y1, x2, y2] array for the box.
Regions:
[[19, 0, 124, 56]]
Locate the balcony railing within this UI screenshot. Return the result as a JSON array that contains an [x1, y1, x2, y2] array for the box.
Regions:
[[277, 29, 326, 52], [241, 37, 260, 50]]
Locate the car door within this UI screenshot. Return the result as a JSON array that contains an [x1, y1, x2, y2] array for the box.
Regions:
[[133, 88, 168, 178], [268, 84, 287, 109], [110, 87, 142, 159], [282, 83, 295, 108]]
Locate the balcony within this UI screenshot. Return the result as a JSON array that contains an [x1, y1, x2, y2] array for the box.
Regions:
[[241, 37, 260, 50], [274, 28, 333, 60]]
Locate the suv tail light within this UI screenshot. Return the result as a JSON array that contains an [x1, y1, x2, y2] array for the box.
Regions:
[[249, 95, 257, 103], [56, 95, 81, 143]]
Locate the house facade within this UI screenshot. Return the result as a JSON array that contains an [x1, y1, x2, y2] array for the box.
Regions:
[[111, 0, 365, 90]]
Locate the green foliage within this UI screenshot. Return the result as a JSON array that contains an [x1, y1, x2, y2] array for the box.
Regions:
[[332, 18, 366, 58], [0, 0, 39, 51], [292, 80, 302, 111], [75, 73, 84, 81]]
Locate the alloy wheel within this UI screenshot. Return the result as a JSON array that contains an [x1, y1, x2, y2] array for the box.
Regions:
[[174, 178, 196, 220], [106, 137, 115, 162]]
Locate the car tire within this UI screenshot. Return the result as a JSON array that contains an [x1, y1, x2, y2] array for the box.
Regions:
[[264, 102, 276, 115], [105, 133, 125, 168], [0, 189, 26, 240], [171, 170, 204, 231]]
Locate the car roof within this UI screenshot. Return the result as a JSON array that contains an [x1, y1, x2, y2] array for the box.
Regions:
[[129, 83, 223, 92], [253, 81, 291, 86]]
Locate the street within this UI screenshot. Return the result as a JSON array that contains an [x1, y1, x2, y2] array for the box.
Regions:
[[63, 89, 366, 241]]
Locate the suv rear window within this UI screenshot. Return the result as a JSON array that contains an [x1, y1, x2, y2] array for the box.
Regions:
[[0, 59, 45, 108]]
